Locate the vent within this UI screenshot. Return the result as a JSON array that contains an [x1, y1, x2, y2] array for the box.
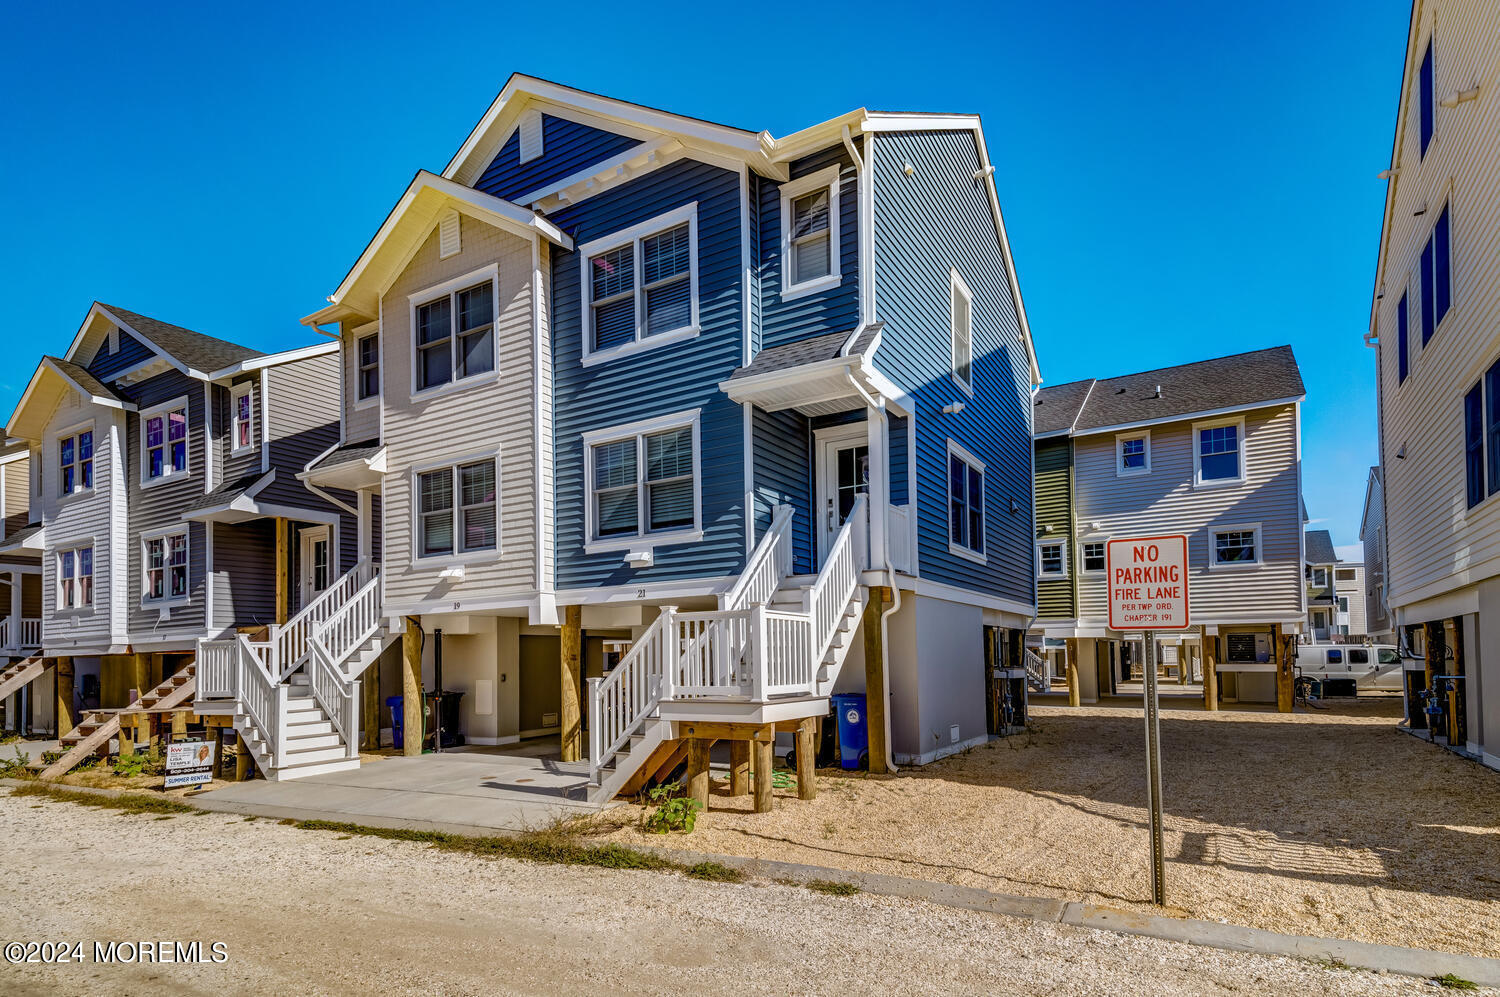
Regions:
[[438, 210, 461, 259], [519, 109, 543, 164]]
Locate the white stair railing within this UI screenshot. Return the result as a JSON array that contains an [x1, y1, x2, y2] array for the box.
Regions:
[[1023, 649, 1049, 691], [233, 634, 285, 770], [310, 570, 383, 679], [307, 638, 359, 757], [587, 611, 671, 784], [807, 494, 867, 670], [20, 618, 41, 649], [274, 559, 377, 680], [720, 504, 794, 612]]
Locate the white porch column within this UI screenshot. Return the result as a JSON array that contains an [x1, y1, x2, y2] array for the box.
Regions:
[[864, 402, 887, 571], [357, 488, 373, 564], [8, 571, 19, 652]]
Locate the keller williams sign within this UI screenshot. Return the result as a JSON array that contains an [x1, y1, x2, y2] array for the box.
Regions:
[[1107, 535, 1190, 631]]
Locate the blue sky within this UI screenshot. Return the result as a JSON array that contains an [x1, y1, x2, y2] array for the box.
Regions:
[[0, 0, 1405, 549]]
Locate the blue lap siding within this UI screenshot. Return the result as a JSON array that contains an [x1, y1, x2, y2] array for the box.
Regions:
[[474, 114, 641, 204], [550, 157, 747, 590], [752, 407, 813, 574], [86, 331, 156, 381], [872, 129, 1034, 607]]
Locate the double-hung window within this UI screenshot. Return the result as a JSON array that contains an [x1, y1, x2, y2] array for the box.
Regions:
[[1036, 541, 1066, 578], [947, 442, 984, 559], [951, 270, 974, 392], [1116, 432, 1150, 476], [58, 545, 93, 610], [1421, 204, 1452, 345], [581, 205, 698, 361], [1419, 38, 1435, 158], [143, 400, 188, 482], [357, 333, 380, 400], [1081, 541, 1106, 573], [1397, 290, 1409, 383], [144, 530, 188, 602], [1466, 381, 1485, 508], [230, 383, 254, 453], [1195, 419, 1244, 485], [417, 456, 498, 558], [1212, 527, 1259, 567], [59, 428, 93, 496], [585, 412, 700, 548], [779, 165, 840, 297], [414, 276, 495, 392]]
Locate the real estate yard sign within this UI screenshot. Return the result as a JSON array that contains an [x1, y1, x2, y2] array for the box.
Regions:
[[1106, 535, 1190, 631], [165, 740, 216, 789]]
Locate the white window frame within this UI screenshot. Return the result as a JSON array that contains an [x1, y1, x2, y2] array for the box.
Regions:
[[578, 203, 701, 367], [56, 419, 96, 500], [1036, 538, 1069, 580], [56, 543, 94, 613], [950, 269, 974, 395], [408, 447, 503, 565], [1312, 566, 1328, 587], [142, 527, 190, 606], [946, 439, 986, 564], [1209, 522, 1262, 571], [779, 165, 841, 301], [1192, 415, 1247, 488], [1116, 430, 1151, 477], [1079, 539, 1107, 575], [355, 328, 381, 406], [230, 382, 256, 455], [582, 408, 703, 555], [407, 263, 501, 399], [140, 395, 191, 487]]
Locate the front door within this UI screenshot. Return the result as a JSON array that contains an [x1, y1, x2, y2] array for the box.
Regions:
[[299, 526, 331, 610], [814, 425, 869, 563]]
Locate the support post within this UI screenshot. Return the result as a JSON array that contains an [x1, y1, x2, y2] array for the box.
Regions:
[[1065, 637, 1080, 708], [1142, 629, 1165, 905], [795, 718, 816, 801], [1444, 617, 1464, 746], [275, 517, 290, 625], [118, 717, 135, 758], [862, 586, 890, 774], [235, 730, 252, 781], [560, 604, 582, 762], [753, 737, 774, 813], [1423, 619, 1444, 699], [1273, 623, 1292, 713], [728, 740, 750, 797], [129, 652, 150, 704], [1202, 634, 1218, 712], [361, 652, 381, 751], [53, 658, 73, 738], [685, 737, 711, 810], [401, 616, 422, 758]]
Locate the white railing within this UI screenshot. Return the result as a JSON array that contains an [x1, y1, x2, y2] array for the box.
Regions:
[[763, 609, 816, 696], [807, 494, 867, 671], [720, 504, 794, 612], [672, 608, 755, 699], [307, 638, 359, 758], [21, 617, 40, 649], [233, 635, 285, 770], [196, 639, 238, 699], [274, 559, 377, 680], [1024, 649, 1049, 692], [0, 616, 40, 652], [312, 571, 382, 679], [587, 611, 671, 783], [0, 618, 11, 651]]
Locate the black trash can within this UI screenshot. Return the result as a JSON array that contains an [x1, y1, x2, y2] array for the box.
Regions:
[[430, 690, 465, 749]]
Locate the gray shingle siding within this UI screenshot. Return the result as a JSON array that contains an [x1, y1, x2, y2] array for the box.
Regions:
[[86, 330, 155, 381]]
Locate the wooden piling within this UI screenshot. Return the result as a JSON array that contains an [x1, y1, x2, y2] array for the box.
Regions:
[[1202, 635, 1218, 712], [53, 658, 73, 737], [1273, 624, 1292, 713], [753, 738, 774, 813], [1064, 637, 1080, 707], [685, 737, 711, 810], [401, 616, 423, 758], [234, 730, 252, 781], [728, 740, 750, 797], [274, 518, 290, 625], [795, 718, 816, 801], [862, 587, 890, 774], [560, 605, 582, 763]]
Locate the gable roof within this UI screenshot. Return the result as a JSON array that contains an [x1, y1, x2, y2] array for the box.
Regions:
[[1305, 529, 1338, 565], [1035, 346, 1305, 436], [44, 357, 132, 407], [97, 304, 264, 372], [1033, 378, 1095, 437]]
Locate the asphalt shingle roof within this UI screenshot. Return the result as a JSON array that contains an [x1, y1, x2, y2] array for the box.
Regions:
[[1032, 379, 1094, 435], [1034, 346, 1304, 436], [184, 471, 271, 516], [46, 357, 129, 405], [1305, 529, 1338, 565], [728, 323, 883, 381], [308, 440, 384, 472], [100, 303, 264, 372]]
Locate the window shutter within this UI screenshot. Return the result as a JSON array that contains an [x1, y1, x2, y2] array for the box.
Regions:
[[1396, 291, 1409, 382], [439, 210, 461, 260], [519, 110, 543, 164]]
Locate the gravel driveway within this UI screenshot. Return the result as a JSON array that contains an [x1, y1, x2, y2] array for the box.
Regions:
[[0, 786, 1457, 996]]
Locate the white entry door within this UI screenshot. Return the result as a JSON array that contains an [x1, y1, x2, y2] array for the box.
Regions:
[[299, 526, 331, 610], [814, 424, 869, 564]]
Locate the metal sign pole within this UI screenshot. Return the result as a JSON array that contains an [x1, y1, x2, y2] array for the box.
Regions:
[[1142, 630, 1166, 905]]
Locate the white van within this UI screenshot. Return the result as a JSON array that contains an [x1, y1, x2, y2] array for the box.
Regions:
[[1294, 644, 1403, 694]]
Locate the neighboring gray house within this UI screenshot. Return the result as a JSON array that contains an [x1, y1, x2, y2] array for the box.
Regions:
[[1029, 346, 1307, 708], [1359, 466, 1393, 642], [1305, 529, 1340, 642]]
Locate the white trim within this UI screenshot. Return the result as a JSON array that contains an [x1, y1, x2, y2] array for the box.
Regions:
[[1036, 537, 1068, 580], [407, 262, 502, 399], [205, 341, 340, 380], [298, 524, 333, 608], [53, 541, 95, 614], [814, 422, 871, 560], [353, 327, 382, 409], [408, 446, 503, 566], [945, 438, 986, 564], [1208, 522, 1263, 571], [1075, 396, 1305, 439], [582, 408, 702, 556], [1115, 430, 1151, 477], [520, 136, 685, 210], [578, 202, 700, 367], [949, 269, 974, 395], [910, 576, 1036, 619], [138, 395, 192, 488], [1077, 538, 1107, 576], [201, 382, 213, 493], [53, 417, 96, 503], [1191, 414, 1248, 488], [229, 381, 256, 455], [779, 164, 842, 301], [140, 525, 191, 608]]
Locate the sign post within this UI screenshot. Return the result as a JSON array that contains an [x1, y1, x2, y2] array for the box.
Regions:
[[1107, 535, 1190, 907]]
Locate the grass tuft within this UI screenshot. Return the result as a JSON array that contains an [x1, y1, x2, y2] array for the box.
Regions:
[[684, 861, 745, 883], [12, 782, 196, 816], [1433, 973, 1478, 991], [805, 879, 860, 896]]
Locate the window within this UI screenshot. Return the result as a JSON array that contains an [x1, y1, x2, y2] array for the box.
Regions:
[[1421, 204, 1451, 344], [1081, 541, 1106, 573], [1312, 567, 1328, 587], [357, 333, 380, 400], [947, 442, 985, 558], [142, 400, 188, 482], [414, 277, 495, 391], [144, 531, 188, 602], [1212, 527, 1259, 567], [1465, 382, 1484, 508], [230, 383, 254, 453], [57, 546, 92, 610], [1419, 38, 1435, 157], [417, 457, 498, 558], [58, 429, 93, 496], [1335, 568, 1356, 581], [1116, 432, 1150, 476], [1488, 359, 1500, 497], [1194, 418, 1245, 486], [950, 270, 973, 392], [581, 205, 698, 361], [1338, 596, 1349, 612], [779, 166, 840, 297], [584, 411, 701, 549], [1397, 290, 1409, 382], [1036, 541, 1067, 579], [1349, 648, 1369, 665]]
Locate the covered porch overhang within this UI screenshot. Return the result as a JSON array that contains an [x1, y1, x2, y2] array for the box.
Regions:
[[301, 441, 387, 493], [182, 471, 278, 525], [719, 323, 889, 417]]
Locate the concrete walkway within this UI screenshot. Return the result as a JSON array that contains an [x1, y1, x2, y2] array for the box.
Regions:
[[198, 745, 604, 832]]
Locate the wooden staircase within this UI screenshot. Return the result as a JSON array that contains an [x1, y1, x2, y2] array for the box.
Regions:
[[40, 666, 198, 780], [0, 657, 46, 703]]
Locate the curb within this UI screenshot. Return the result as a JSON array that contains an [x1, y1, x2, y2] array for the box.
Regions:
[[6, 778, 1498, 987]]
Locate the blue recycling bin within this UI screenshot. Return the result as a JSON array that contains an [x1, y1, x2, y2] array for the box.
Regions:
[[830, 693, 869, 770]]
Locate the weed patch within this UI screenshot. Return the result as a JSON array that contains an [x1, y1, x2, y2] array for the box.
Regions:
[[805, 879, 860, 896], [642, 782, 702, 834], [0, 746, 33, 779], [12, 783, 195, 816], [684, 861, 744, 883], [1433, 974, 1478, 991]]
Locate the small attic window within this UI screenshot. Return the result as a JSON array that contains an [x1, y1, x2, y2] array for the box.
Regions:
[[519, 110, 543, 164]]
